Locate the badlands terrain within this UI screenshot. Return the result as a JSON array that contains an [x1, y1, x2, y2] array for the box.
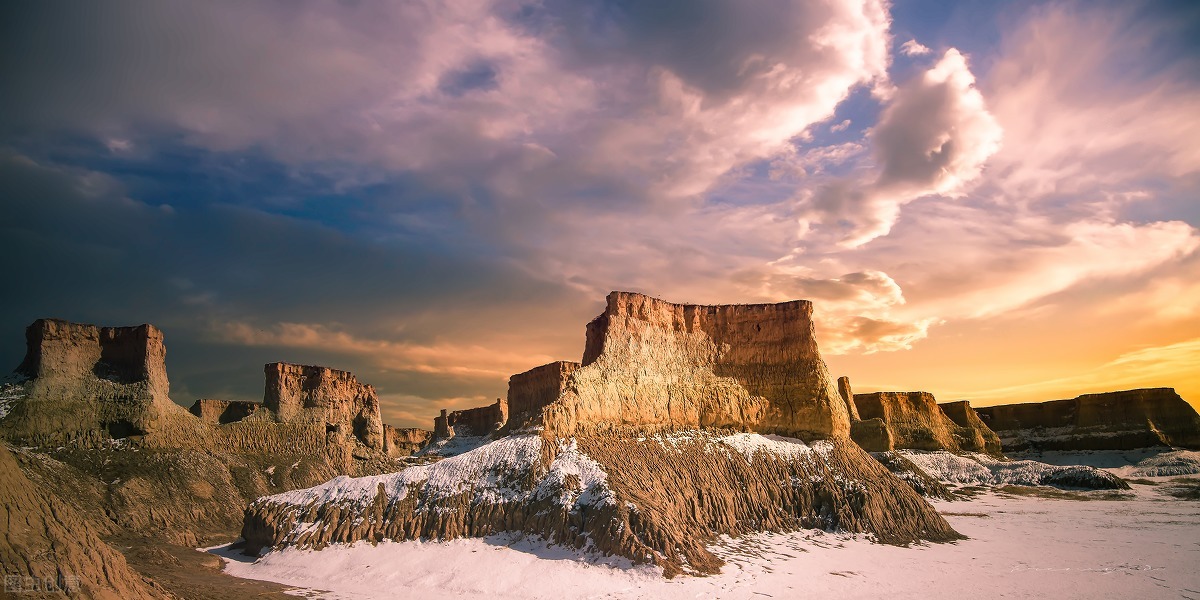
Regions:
[[1, 292, 1198, 598]]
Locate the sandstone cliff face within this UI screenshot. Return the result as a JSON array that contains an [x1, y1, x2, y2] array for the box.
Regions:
[[975, 388, 1200, 451], [1, 319, 205, 447], [850, 391, 1001, 456], [939, 400, 1003, 456], [264, 362, 385, 451], [433, 399, 507, 439], [384, 425, 432, 457], [507, 361, 580, 428], [545, 292, 850, 440], [189, 398, 260, 424]]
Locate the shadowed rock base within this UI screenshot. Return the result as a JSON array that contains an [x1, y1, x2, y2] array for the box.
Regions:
[[0, 445, 168, 599]]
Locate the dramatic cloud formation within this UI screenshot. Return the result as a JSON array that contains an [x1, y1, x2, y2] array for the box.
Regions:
[[2, 0, 1198, 425]]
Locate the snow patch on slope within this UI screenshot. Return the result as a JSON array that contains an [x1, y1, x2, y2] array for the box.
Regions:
[[716, 433, 822, 461], [265, 434, 545, 509], [899, 450, 1127, 489], [1114, 450, 1200, 478], [0, 373, 28, 420]]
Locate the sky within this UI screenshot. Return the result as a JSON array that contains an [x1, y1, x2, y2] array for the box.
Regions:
[[2, 0, 1198, 428]]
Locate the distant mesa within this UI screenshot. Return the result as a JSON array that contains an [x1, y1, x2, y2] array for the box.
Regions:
[[976, 388, 1200, 452], [0, 317, 428, 470], [840, 379, 1002, 456]]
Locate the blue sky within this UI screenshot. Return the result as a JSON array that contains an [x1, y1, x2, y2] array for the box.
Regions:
[[3, 0, 1199, 426]]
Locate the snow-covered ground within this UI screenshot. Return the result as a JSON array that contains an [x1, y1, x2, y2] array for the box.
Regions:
[[211, 477, 1200, 599]]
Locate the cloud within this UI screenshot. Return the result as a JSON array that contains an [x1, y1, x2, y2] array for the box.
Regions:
[[797, 48, 1003, 246], [983, 3, 1200, 199], [215, 321, 554, 379], [899, 39, 930, 56]]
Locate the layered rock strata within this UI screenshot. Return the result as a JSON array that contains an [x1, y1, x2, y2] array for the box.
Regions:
[[545, 292, 851, 439], [0, 319, 205, 447], [433, 399, 507, 439], [850, 391, 1002, 456], [975, 388, 1200, 451], [384, 425, 432, 457], [244, 292, 960, 577], [264, 362, 385, 451], [507, 361, 580, 428], [189, 398, 260, 424]]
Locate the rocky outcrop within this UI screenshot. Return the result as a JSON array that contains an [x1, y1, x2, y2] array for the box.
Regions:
[[545, 292, 851, 439], [0, 319, 206, 447], [384, 425, 432, 457], [189, 398, 260, 424], [507, 361, 580, 428], [975, 388, 1200, 451], [433, 399, 507, 439], [939, 400, 1002, 456], [244, 291, 960, 577], [243, 431, 960, 577], [0, 445, 168, 599], [264, 362, 385, 451], [850, 391, 1001, 456]]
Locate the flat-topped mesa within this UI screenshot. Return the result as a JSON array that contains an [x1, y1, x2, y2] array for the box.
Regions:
[[975, 388, 1200, 452], [263, 362, 385, 451], [433, 399, 507, 439], [189, 398, 261, 424], [1, 318, 202, 446], [850, 391, 1002, 456], [544, 291, 850, 440]]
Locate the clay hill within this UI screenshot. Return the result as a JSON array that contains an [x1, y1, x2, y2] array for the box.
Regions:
[[0, 318, 425, 598], [976, 388, 1200, 452], [243, 292, 961, 577]]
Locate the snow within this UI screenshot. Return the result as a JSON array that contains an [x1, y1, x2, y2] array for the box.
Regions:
[[0, 374, 28, 420], [535, 439, 616, 508], [715, 432, 826, 461], [212, 480, 1200, 599], [264, 434, 546, 509], [1012, 448, 1200, 478], [899, 450, 1124, 488]]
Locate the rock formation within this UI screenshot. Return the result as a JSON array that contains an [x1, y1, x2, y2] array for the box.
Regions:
[[975, 388, 1200, 451], [433, 398, 508, 439], [0, 319, 206, 447], [0, 318, 433, 557], [0, 445, 168, 599], [849, 390, 1002, 456], [507, 361, 580, 429], [544, 291, 851, 439], [189, 398, 260, 424], [264, 362, 385, 451], [244, 292, 960, 577], [384, 425, 432, 457]]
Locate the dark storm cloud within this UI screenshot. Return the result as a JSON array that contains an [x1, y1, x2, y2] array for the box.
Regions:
[[0, 152, 594, 426]]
